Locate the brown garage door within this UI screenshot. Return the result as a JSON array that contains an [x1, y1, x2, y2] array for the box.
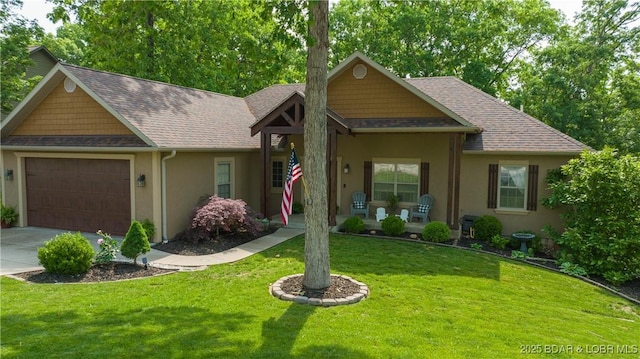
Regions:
[[26, 158, 131, 235]]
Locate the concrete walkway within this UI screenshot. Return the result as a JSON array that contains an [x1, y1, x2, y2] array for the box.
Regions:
[[0, 226, 304, 276]]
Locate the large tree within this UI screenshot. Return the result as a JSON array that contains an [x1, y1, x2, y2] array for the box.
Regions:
[[49, 0, 306, 96], [506, 0, 640, 153], [303, 0, 330, 290], [329, 0, 561, 96], [0, 0, 44, 117]]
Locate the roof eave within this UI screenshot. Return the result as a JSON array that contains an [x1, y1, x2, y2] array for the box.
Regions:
[[353, 126, 481, 134], [463, 150, 587, 156]]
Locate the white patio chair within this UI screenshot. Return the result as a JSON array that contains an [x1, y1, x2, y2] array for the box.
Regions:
[[397, 209, 409, 222], [375, 207, 388, 222]]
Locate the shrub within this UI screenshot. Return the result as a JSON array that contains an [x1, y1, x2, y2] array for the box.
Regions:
[[490, 234, 510, 249], [543, 148, 640, 284], [141, 219, 156, 240], [292, 202, 304, 214], [421, 221, 451, 242], [95, 230, 119, 264], [381, 215, 405, 236], [121, 221, 151, 264], [37, 232, 94, 275], [343, 216, 365, 234], [386, 194, 399, 215], [473, 215, 503, 241], [190, 195, 264, 242]]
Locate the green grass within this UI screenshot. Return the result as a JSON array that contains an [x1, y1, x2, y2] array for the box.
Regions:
[[2, 234, 639, 358]]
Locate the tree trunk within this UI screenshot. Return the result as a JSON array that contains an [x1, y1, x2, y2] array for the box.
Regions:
[[302, 0, 330, 290]]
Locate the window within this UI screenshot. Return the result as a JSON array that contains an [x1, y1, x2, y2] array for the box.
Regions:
[[498, 163, 527, 209], [272, 160, 284, 188], [215, 158, 233, 198], [373, 161, 419, 203]]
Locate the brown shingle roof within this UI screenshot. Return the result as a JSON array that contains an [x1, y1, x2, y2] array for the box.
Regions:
[[245, 83, 305, 121], [405, 77, 588, 153], [63, 64, 260, 150]]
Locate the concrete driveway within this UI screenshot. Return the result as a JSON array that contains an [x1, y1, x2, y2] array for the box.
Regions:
[[0, 227, 171, 276]]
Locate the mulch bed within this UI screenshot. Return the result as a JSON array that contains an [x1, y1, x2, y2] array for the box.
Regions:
[[152, 227, 276, 256], [279, 275, 362, 299], [11, 262, 175, 283]]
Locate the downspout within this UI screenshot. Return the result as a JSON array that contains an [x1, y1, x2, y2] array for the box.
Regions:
[[161, 150, 177, 242]]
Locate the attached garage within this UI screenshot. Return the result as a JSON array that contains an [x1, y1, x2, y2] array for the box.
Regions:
[[25, 158, 132, 235]]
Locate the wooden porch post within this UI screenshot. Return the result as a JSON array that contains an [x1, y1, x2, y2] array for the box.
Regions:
[[446, 133, 463, 229], [260, 132, 271, 219]]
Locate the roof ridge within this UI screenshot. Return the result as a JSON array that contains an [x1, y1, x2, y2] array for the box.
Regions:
[[62, 63, 243, 100]]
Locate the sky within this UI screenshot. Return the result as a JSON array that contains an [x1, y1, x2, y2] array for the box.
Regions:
[[18, 0, 586, 35]]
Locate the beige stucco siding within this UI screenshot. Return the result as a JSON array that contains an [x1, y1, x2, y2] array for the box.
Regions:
[[459, 154, 576, 236], [328, 61, 447, 119], [163, 151, 261, 239], [12, 81, 132, 136]]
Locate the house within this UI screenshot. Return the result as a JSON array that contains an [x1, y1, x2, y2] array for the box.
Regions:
[[0, 52, 588, 241]]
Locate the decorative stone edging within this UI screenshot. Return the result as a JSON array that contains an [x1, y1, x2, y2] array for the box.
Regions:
[[270, 274, 369, 306]]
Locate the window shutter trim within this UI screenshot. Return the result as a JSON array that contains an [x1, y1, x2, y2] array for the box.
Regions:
[[364, 161, 372, 201], [420, 162, 430, 194], [527, 164, 539, 211], [488, 164, 498, 209]]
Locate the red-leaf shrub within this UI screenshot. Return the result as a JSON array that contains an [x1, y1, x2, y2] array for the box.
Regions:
[[191, 195, 264, 242]]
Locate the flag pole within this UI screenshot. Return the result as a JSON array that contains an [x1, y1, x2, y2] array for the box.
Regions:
[[291, 143, 311, 202]]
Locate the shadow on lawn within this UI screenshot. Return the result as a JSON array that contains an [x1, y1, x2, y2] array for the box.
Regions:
[[261, 234, 501, 282], [2, 307, 259, 357], [253, 304, 371, 358], [3, 303, 370, 358]]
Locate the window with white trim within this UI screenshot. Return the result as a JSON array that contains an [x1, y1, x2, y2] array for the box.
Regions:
[[498, 162, 527, 209], [215, 158, 234, 198], [373, 161, 419, 203]]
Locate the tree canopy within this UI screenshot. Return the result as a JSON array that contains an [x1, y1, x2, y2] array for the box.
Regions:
[[0, 0, 44, 117]]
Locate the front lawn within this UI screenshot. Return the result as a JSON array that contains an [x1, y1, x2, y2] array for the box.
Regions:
[[2, 234, 638, 358]]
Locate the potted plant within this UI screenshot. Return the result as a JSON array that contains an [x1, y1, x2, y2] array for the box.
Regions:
[[1, 204, 18, 228], [386, 194, 399, 215]]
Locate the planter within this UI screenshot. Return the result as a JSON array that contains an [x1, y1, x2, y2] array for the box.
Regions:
[[1, 220, 13, 229]]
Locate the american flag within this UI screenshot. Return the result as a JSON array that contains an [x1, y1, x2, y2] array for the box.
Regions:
[[281, 148, 303, 226]]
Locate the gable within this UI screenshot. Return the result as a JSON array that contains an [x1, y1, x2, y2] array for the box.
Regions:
[[11, 79, 133, 136], [328, 61, 447, 119]]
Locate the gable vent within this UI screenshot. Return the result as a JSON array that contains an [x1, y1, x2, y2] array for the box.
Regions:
[[64, 77, 76, 93], [353, 64, 367, 79]]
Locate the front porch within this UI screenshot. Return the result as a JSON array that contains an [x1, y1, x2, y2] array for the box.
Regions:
[[269, 214, 461, 238]]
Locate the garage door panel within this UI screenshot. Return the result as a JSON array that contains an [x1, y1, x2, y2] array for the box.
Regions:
[[26, 158, 131, 235]]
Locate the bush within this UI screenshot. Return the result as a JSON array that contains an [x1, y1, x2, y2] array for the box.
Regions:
[[95, 230, 119, 264], [490, 234, 510, 249], [141, 219, 156, 240], [343, 216, 365, 234], [121, 221, 151, 264], [190, 195, 264, 243], [473, 215, 503, 241], [421, 222, 451, 242], [292, 202, 304, 214], [543, 148, 640, 284], [381, 215, 405, 236], [37, 232, 94, 275]]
